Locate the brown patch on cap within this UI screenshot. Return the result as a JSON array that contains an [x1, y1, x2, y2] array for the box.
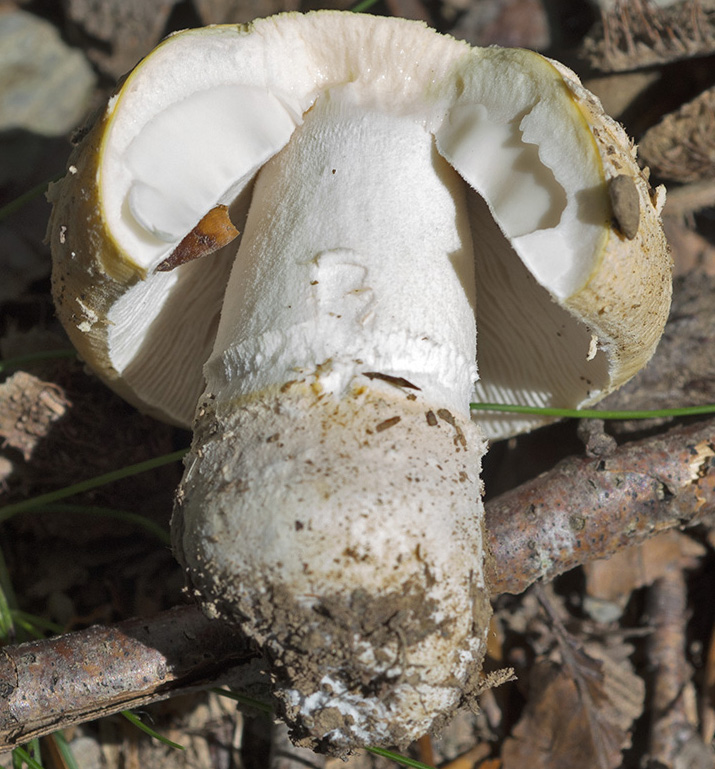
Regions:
[[609, 175, 640, 240]]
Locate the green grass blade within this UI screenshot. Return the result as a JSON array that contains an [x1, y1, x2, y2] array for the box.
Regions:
[[12, 610, 64, 637], [0, 172, 64, 222], [0, 449, 187, 524], [211, 688, 273, 714], [350, 0, 380, 12], [50, 733, 80, 769], [0, 350, 76, 373], [0, 549, 17, 609], [27, 503, 170, 545], [12, 745, 43, 769], [121, 711, 185, 750], [0, 582, 14, 642], [0, 549, 17, 642], [470, 402, 715, 420], [365, 746, 435, 768]]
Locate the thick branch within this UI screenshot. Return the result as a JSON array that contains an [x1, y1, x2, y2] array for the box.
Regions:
[[0, 606, 266, 747], [486, 417, 715, 594], [0, 418, 713, 748]]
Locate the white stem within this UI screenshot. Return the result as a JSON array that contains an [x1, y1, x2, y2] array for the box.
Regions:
[[173, 85, 490, 754], [205, 85, 478, 416]]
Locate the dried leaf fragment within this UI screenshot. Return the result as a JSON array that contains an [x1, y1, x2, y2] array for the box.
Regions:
[[363, 372, 421, 390], [583, 530, 705, 619], [156, 205, 239, 272], [502, 644, 644, 769]]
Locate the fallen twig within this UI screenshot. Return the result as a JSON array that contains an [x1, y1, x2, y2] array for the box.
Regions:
[[0, 606, 265, 748], [663, 179, 715, 218], [486, 417, 715, 594]]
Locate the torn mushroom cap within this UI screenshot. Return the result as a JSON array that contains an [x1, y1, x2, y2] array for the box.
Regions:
[[49, 11, 671, 438]]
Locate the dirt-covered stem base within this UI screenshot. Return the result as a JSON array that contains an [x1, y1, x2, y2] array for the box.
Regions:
[[171, 381, 491, 754]]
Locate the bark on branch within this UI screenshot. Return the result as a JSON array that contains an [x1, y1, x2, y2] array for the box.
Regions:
[[485, 417, 715, 594], [0, 606, 266, 748], [0, 417, 713, 749]]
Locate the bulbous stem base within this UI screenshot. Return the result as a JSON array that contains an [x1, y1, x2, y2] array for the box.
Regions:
[[172, 381, 491, 754]]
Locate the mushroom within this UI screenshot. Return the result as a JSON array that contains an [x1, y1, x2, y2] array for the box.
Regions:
[[48, 11, 672, 755]]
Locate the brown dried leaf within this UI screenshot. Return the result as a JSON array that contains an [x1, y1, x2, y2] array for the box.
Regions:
[[439, 743, 491, 769], [502, 642, 644, 769], [0, 371, 70, 461], [640, 85, 715, 183], [155, 205, 239, 272], [584, 530, 706, 608]]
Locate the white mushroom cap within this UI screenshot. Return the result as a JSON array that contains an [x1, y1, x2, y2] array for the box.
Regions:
[[49, 10, 671, 755]]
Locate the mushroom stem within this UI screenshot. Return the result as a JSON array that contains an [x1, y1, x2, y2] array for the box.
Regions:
[[204, 86, 479, 414], [171, 87, 491, 753]]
